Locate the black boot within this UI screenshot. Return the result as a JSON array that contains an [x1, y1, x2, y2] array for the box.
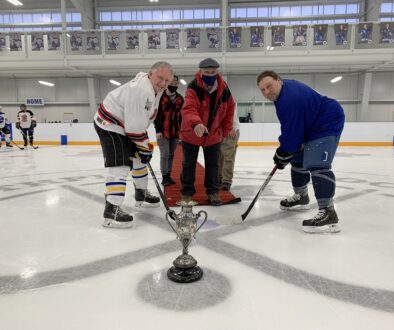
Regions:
[[103, 201, 133, 228], [280, 193, 310, 210], [302, 207, 340, 234], [161, 174, 171, 186], [135, 186, 160, 207], [167, 173, 176, 185]]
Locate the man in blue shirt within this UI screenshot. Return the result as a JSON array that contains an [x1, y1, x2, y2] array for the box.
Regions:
[[257, 71, 345, 234]]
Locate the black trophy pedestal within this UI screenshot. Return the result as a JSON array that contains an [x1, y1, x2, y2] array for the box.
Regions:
[[167, 265, 203, 283]]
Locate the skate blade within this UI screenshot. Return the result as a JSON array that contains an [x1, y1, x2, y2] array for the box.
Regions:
[[302, 224, 340, 234], [135, 202, 160, 208], [102, 218, 134, 229], [280, 204, 310, 211]]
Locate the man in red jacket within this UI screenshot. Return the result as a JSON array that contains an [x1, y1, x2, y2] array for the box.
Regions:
[[180, 58, 235, 206]]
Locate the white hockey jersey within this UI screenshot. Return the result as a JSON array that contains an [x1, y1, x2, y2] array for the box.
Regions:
[[17, 110, 35, 129], [94, 72, 163, 148], [0, 111, 9, 129]]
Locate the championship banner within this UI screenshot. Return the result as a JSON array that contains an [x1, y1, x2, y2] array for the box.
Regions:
[[126, 30, 139, 49], [250, 26, 264, 47], [228, 27, 241, 48], [147, 30, 161, 49], [186, 29, 200, 48], [48, 32, 60, 51], [86, 31, 100, 51], [31, 32, 44, 51], [166, 29, 179, 49], [313, 24, 327, 46], [334, 24, 348, 45], [10, 32, 22, 51], [107, 31, 120, 50], [207, 28, 221, 48]]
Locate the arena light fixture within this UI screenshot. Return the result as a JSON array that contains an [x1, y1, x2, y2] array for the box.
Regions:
[[110, 79, 121, 86], [38, 80, 55, 87], [330, 76, 343, 83], [7, 0, 23, 6], [180, 79, 187, 85]]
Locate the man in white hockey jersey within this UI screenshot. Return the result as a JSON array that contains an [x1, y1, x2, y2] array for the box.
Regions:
[[0, 106, 13, 148], [94, 61, 173, 228], [17, 104, 36, 147]]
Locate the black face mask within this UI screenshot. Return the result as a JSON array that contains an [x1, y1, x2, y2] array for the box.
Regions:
[[167, 85, 178, 93]]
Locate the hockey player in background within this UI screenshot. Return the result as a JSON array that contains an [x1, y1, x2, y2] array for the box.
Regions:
[[0, 106, 13, 148], [257, 71, 345, 234], [94, 61, 173, 228], [17, 104, 36, 147]]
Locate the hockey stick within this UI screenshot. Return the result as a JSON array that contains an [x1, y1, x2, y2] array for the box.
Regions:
[[147, 162, 176, 220], [0, 129, 24, 150], [18, 128, 39, 149], [216, 165, 278, 225]]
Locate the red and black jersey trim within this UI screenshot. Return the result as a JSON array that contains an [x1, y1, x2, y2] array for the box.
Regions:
[[97, 103, 124, 127], [126, 132, 149, 143]]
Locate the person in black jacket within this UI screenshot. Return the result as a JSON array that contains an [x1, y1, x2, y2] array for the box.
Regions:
[[154, 75, 184, 186]]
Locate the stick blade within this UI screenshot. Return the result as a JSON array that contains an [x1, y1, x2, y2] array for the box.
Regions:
[[215, 215, 243, 225]]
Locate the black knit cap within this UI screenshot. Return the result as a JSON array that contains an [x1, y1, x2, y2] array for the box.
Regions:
[[198, 57, 220, 69]]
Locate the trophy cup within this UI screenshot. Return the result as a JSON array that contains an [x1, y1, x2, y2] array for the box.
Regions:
[[165, 200, 208, 283]]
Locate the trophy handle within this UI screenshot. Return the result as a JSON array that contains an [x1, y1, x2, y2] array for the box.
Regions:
[[195, 210, 208, 235], [165, 210, 178, 236]]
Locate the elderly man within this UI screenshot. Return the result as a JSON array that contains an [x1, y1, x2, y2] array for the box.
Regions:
[[94, 61, 173, 228], [180, 58, 235, 206], [257, 71, 345, 234]]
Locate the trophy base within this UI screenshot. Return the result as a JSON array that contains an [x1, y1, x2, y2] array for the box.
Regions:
[[167, 266, 203, 283]]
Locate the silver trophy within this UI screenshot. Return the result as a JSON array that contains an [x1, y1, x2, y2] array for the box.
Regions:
[[165, 200, 208, 283]]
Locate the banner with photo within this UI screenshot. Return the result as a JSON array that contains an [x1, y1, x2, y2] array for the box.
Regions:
[[207, 28, 221, 48], [166, 29, 179, 49], [313, 24, 327, 45], [48, 32, 60, 50], [293, 25, 307, 46], [250, 26, 264, 47], [86, 31, 100, 51], [126, 30, 139, 49], [186, 28, 200, 48], [70, 31, 83, 51], [228, 27, 241, 48], [334, 24, 348, 45], [380, 22, 394, 43], [10, 33, 22, 51], [0, 33, 6, 51], [147, 30, 161, 49], [31, 32, 44, 51], [358, 23, 373, 44], [107, 31, 120, 50], [272, 26, 285, 46]]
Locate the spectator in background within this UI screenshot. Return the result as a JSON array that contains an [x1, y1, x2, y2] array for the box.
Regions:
[[219, 104, 240, 191], [154, 75, 184, 186]]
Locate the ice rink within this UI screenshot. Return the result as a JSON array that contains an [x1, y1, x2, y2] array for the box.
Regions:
[[0, 145, 393, 330]]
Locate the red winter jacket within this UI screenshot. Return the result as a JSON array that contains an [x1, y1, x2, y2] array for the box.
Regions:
[[180, 72, 235, 147]]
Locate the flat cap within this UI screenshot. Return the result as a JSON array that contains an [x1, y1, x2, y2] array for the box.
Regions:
[[199, 58, 220, 69]]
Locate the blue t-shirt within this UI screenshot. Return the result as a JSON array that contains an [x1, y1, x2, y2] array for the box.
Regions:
[[274, 79, 345, 152]]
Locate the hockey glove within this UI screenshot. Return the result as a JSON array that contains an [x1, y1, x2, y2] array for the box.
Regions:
[[134, 143, 154, 164], [16, 122, 21, 129], [273, 147, 293, 170], [31, 120, 37, 128]]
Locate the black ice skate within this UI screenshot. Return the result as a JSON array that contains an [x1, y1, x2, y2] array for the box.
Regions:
[[302, 207, 340, 234], [6, 142, 13, 148], [103, 201, 133, 228], [135, 188, 160, 208], [280, 193, 310, 210]]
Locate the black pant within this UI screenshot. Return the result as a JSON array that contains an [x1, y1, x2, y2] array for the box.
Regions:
[[180, 141, 220, 196], [20, 127, 34, 145]]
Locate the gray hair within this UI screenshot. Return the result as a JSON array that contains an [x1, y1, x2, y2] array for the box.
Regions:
[[150, 61, 173, 74]]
